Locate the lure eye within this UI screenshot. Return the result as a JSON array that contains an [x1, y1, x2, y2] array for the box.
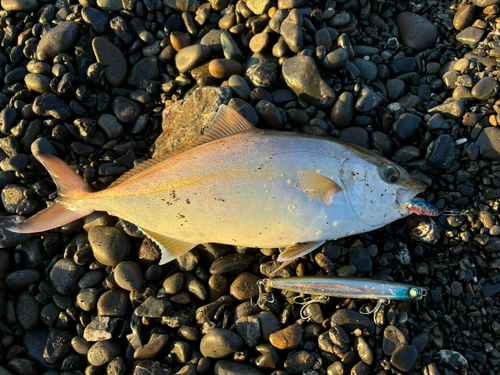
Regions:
[[385, 166, 400, 184], [409, 288, 419, 298]]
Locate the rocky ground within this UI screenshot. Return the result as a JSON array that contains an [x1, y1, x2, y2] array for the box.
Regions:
[[0, 0, 500, 374]]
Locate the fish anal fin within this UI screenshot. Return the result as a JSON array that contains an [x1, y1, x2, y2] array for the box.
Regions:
[[297, 171, 342, 204], [277, 241, 326, 262], [109, 105, 255, 188], [138, 227, 198, 265]]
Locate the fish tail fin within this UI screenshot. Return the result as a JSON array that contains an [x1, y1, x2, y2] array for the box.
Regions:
[[8, 152, 94, 233]]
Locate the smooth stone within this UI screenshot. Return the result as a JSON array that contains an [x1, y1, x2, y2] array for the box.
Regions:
[[87, 340, 121, 366], [127, 56, 159, 86], [392, 113, 421, 142], [329, 326, 350, 349], [97, 289, 128, 317], [269, 324, 302, 349], [396, 11, 438, 51], [257, 311, 281, 341], [246, 0, 269, 15], [454, 4, 476, 30], [163, 0, 199, 12], [208, 59, 243, 79], [282, 55, 335, 108], [163, 272, 185, 294], [134, 333, 169, 359], [214, 360, 265, 375], [330, 309, 375, 335], [386, 79, 406, 100], [210, 253, 253, 275], [114, 261, 144, 291], [199, 329, 243, 358], [36, 20, 78, 61], [227, 75, 251, 101], [456, 26, 485, 44], [330, 91, 354, 129], [428, 100, 465, 118], [1, 0, 37, 10], [24, 73, 51, 93], [92, 37, 127, 87], [388, 57, 416, 74], [4, 269, 41, 291], [323, 48, 349, 70], [284, 351, 317, 374], [348, 240, 372, 273], [43, 330, 72, 365], [471, 77, 499, 100], [352, 58, 377, 82], [175, 45, 211, 73], [97, 114, 123, 139], [16, 292, 39, 330], [0, 216, 33, 248], [281, 9, 303, 53], [229, 272, 260, 301], [249, 33, 270, 53], [112, 96, 140, 126], [425, 134, 456, 169], [81, 7, 109, 34], [202, 29, 224, 54], [96, 0, 122, 11], [477, 127, 500, 159], [33, 93, 72, 120], [338, 127, 369, 148], [391, 345, 420, 372], [383, 325, 407, 355], [77, 288, 99, 311], [88, 226, 131, 266], [355, 87, 385, 113], [236, 316, 261, 346], [278, 0, 306, 8], [427, 113, 449, 130], [49, 258, 85, 296]]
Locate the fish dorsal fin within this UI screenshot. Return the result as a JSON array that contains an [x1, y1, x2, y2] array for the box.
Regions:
[[109, 105, 255, 188], [277, 241, 326, 262], [138, 227, 198, 265], [297, 171, 343, 204]]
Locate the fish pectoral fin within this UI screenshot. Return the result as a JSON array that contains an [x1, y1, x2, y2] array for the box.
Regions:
[[200, 104, 256, 142], [297, 171, 342, 204], [138, 227, 198, 265], [277, 241, 326, 262]]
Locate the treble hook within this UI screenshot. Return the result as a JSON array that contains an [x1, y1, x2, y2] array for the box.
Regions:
[[360, 299, 389, 325], [294, 295, 329, 321], [441, 209, 469, 216], [252, 279, 274, 306]]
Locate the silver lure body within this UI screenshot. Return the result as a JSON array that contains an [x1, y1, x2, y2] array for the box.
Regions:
[[262, 276, 427, 301]]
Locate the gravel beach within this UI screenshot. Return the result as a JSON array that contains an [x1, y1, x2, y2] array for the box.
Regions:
[[0, 0, 500, 374]]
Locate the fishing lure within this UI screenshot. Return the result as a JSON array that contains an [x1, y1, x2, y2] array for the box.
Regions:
[[405, 200, 440, 217], [256, 276, 427, 322]]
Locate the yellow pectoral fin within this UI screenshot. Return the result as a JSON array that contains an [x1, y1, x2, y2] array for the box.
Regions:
[[297, 171, 342, 204], [139, 227, 199, 265], [277, 241, 326, 262]]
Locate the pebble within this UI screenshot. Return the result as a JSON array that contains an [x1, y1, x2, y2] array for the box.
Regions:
[[214, 360, 265, 375], [281, 9, 303, 53], [453, 4, 476, 30], [392, 113, 421, 142], [428, 100, 465, 118], [471, 77, 499, 100], [352, 58, 377, 82], [134, 333, 169, 359], [210, 253, 253, 275], [97, 289, 128, 317], [113, 96, 140, 126], [1, 0, 37, 10], [246, 63, 277, 88], [84, 316, 117, 341], [348, 240, 372, 273], [24, 74, 51, 94], [49, 258, 85, 296], [36, 20, 78, 61], [76, 288, 99, 311], [282, 56, 335, 108], [175, 45, 211, 74], [284, 350, 317, 374], [87, 340, 121, 366], [88, 226, 131, 266], [425, 134, 456, 169], [330, 309, 375, 335], [92, 37, 128, 87], [477, 127, 500, 159], [396, 12, 438, 51], [4, 269, 41, 291], [16, 292, 39, 330], [383, 325, 407, 355], [199, 328, 243, 358], [209, 59, 244, 79], [323, 48, 349, 70], [114, 261, 144, 291], [127, 56, 160, 86], [236, 316, 261, 346], [456, 26, 485, 44], [164, 272, 185, 294], [391, 345, 421, 372], [229, 272, 260, 300], [269, 323, 302, 349], [32, 93, 72, 120]]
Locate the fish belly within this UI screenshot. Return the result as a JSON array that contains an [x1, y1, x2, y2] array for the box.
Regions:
[[91, 131, 376, 247]]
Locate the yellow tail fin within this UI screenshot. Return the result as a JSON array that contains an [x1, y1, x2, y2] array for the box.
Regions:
[[8, 152, 94, 233]]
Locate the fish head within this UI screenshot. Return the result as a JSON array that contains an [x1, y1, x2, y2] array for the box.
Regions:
[[339, 147, 426, 227]]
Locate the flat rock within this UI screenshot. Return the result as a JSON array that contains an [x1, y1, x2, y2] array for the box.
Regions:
[[282, 55, 335, 108], [36, 20, 78, 61], [396, 11, 438, 51], [92, 37, 127, 87], [33, 93, 72, 120], [155, 86, 232, 157], [175, 45, 211, 73]]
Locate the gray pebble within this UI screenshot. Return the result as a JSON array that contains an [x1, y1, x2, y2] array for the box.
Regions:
[[135, 296, 172, 318], [97, 289, 129, 317], [200, 328, 243, 358], [175, 45, 211, 73], [36, 20, 78, 61], [87, 340, 121, 366], [89, 226, 131, 266], [114, 261, 144, 291], [49, 258, 85, 296], [4, 269, 42, 291], [281, 9, 303, 53], [43, 329, 72, 365], [16, 292, 39, 330]]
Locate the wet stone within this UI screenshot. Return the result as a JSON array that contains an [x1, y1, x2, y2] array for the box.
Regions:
[[49, 258, 85, 296], [89, 226, 131, 266], [199, 328, 243, 358], [282, 55, 335, 108], [269, 323, 302, 349], [396, 12, 438, 51]]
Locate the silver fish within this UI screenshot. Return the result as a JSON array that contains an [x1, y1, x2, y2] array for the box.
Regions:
[[9, 105, 425, 264]]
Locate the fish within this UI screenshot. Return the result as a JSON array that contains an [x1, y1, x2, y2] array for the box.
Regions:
[[8, 105, 425, 265]]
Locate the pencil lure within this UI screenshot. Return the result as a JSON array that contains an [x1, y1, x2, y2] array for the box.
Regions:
[[405, 200, 440, 217], [8, 105, 425, 265], [257, 276, 427, 320]]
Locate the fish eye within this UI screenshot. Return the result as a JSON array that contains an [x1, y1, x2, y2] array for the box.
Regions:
[[385, 166, 400, 184]]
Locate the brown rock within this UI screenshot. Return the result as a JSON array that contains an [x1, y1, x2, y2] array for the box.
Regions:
[[1, 0, 37, 11], [92, 37, 128, 87], [249, 33, 270, 53], [453, 4, 477, 30], [170, 31, 191, 52], [229, 272, 260, 301], [208, 58, 244, 79], [269, 324, 302, 349], [134, 333, 169, 359]]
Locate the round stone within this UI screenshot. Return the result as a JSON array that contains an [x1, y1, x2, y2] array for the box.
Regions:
[[97, 289, 129, 317], [114, 261, 144, 291], [36, 20, 78, 61], [24, 73, 51, 93], [199, 328, 243, 358], [88, 226, 131, 266], [208, 59, 244, 79], [87, 340, 121, 366], [229, 272, 260, 301], [49, 258, 86, 296]]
